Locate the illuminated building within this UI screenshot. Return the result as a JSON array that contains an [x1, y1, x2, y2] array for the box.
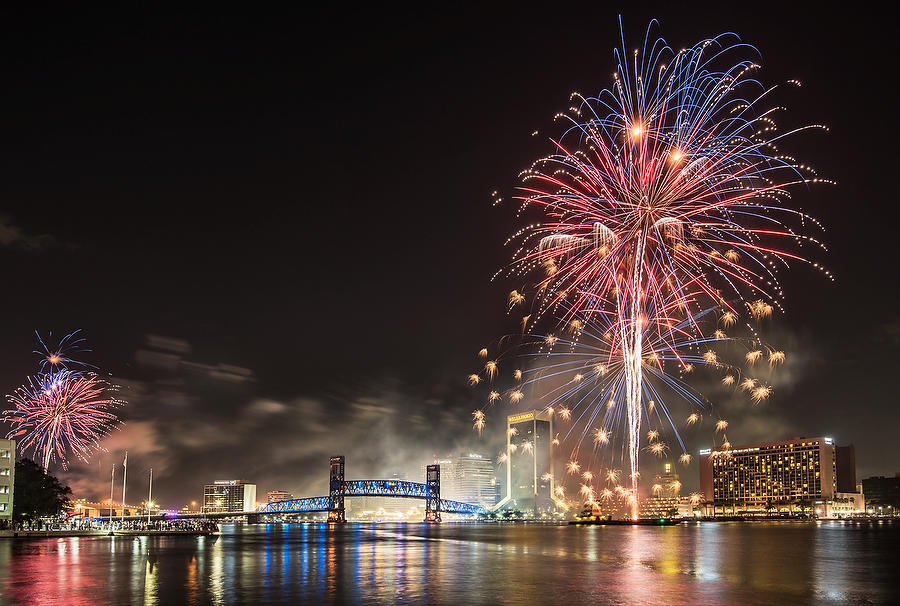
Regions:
[[202, 480, 257, 513], [495, 410, 554, 516], [822, 492, 866, 518], [699, 436, 839, 514], [653, 462, 680, 498], [0, 439, 14, 524], [445, 453, 496, 508], [639, 462, 686, 518], [266, 490, 293, 503]]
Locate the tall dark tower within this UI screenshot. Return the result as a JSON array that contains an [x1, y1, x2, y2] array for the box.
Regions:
[[328, 455, 346, 523]]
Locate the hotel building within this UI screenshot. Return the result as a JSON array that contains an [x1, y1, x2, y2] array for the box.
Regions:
[[495, 410, 555, 516], [202, 480, 257, 513], [699, 436, 841, 514]]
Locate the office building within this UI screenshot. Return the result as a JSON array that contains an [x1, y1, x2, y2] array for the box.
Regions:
[[0, 440, 14, 525], [862, 474, 900, 514], [266, 490, 293, 503], [495, 410, 554, 516], [444, 453, 496, 508], [202, 480, 257, 513], [699, 436, 837, 513]]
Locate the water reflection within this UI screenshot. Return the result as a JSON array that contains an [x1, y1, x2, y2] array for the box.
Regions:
[[0, 521, 897, 604]]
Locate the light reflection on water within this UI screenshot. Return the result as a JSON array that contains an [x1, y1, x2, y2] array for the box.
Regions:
[[0, 521, 897, 605]]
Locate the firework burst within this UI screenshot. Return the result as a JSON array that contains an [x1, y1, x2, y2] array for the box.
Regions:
[[472, 20, 827, 519], [4, 371, 123, 470], [33, 329, 96, 374]]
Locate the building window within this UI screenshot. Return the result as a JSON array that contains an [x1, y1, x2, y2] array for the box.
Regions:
[[0, 503, 6, 511], [0, 486, 8, 494], [0, 450, 9, 458], [0, 468, 9, 477]]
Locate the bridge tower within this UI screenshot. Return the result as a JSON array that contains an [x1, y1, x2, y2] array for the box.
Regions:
[[424, 464, 441, 523], [327, 455, 346, 523]]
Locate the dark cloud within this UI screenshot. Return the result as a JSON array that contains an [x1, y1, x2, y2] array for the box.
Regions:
[[0, 214, 53, 250], [60, 336, 499, 507]]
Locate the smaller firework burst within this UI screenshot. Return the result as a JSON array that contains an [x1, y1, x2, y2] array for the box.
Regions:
[[33, 329, 96, 374]]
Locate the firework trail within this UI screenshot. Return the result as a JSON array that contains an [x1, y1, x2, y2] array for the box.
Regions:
[[476, 20, 828, 518], [3, 370, 122, 470]]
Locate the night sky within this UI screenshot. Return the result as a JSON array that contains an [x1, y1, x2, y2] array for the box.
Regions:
[[1, 5, 896, 507]]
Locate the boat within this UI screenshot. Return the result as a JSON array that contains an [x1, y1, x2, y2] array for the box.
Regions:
[[569, 517, 680, 526], [569, 503, 680, 525]]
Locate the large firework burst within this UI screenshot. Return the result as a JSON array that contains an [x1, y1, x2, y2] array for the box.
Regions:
[[4, 370, 122, 470], [476, 21, 828, 518]]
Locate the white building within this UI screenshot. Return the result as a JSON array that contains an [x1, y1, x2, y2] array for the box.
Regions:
[[426, 453, 496, 509], [202, 480, 256, 513], [822, 492, 866, 518], [0, 440, 14, 524]]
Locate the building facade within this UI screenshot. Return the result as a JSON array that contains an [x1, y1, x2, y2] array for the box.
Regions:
[[822, 492, 866, 518], [266, 490, 293, 503], [862, 474, 900, 514], [496, 410, 554, 516], [0, 440, 14, 525], [639, 462, 684, 518], [202, 480, 257, 513], [700, 436, 837, 513], [835, 445, 857, 493], [444, 453, 496, 508]]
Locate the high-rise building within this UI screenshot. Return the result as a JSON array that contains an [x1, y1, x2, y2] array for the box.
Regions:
[[835, 445, 857, 493], [0, 439, 14, 525], [202, 480, 257, 513], [266, 490, 293, 503], [445, 453, 496, 508], [495, 410, 554, 516], [699, 436, 837, 513], [652, 462, 681, 498]]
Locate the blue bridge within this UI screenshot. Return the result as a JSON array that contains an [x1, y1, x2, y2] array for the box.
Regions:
[[254, 456, 485, 522]]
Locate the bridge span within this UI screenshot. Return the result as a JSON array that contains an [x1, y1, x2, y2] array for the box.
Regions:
[[175, 456, 486, 523]]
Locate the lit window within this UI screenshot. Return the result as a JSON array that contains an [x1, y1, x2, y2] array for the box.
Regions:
[[0, 468, 9, 476]]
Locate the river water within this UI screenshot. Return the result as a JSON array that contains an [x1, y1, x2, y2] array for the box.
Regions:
[[1, 521, 897, 605]]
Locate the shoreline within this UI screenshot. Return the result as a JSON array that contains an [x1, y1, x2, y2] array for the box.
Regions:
[[0, 529, 217, 539]]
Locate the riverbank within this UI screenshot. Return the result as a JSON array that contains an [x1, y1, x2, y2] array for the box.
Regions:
[[0, 529, 217, 538]]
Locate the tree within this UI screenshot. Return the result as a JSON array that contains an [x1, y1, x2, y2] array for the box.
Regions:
[[13, 458, 73, 522]]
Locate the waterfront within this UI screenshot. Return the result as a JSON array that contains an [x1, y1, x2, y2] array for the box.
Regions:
[[1, 521, 897, 605]]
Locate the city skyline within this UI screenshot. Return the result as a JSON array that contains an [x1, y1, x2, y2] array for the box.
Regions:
[[1, 5, 898, 508]]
